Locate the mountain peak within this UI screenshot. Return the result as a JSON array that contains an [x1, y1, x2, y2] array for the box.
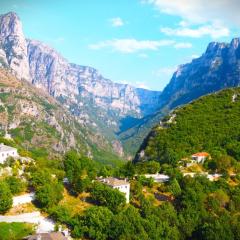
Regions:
[[0, 11, 30, 81], [0, 11, 22, 37], [205, 41, 228, 55], [230, 37, 240, 49]]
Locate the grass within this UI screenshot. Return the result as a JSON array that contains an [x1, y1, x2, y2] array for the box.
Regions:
[[142, 184, 169, 207], [59, 189, 93, 215], [0, 222, 34, 240], [6, 203, 38, 216]]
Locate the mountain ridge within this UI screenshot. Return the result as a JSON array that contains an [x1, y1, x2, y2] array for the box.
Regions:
[[0, 11, 162, 157], [134, 87, 240, 164], [120, 37, 240, 155]]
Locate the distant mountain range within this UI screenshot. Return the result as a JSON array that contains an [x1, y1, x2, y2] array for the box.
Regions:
[[0, 12, 161, 158], [1, 11, 240, 158], [120, 37, 240, 155]]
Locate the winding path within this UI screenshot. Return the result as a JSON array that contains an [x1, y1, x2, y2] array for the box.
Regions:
[[0, 193, 55, 233]]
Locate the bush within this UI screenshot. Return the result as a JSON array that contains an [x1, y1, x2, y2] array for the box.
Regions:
[[73, 206, 113, 240], [0, 181, 12, 213], [138, 176, 154, 188], [91, 182, 126, 213], [5, 176, 26, 195], [35, 182, 63, 209], [49, 205, 72, 225]]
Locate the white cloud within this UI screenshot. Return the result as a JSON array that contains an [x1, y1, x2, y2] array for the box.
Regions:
[[145, 0, 240, 26], [89, 38, 192, 53], [178, 21, 190, 27], [109, 17, 124, 27], [161, 24, 230, 39], [174, 42, 192, 49]]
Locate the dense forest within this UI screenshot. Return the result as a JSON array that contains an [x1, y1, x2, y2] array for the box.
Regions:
[[1, 88, 240, 239], [135, 88, 240, 167]]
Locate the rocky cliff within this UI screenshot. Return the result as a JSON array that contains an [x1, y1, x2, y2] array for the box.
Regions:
[[0, 12, 162, 157], [158, 38, 240, 110], [120, 37, 240, 155], [0, 12, 30, 81]]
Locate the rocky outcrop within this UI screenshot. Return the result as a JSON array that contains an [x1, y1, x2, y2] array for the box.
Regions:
[[0, 12, 30, 80], [158, 38, 240, 110], [120, 37, 240, 156], [27, 39, 161, 118], [0, 12, 162, 156]]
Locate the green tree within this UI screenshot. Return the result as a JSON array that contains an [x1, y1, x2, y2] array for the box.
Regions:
[[64, 150, 96, 193], [73, 206, 113, 240], [167, 178, 181, 197], [216, 155, 233, 173], [5, 176, 26, 195], [91, 182, 126, 213], [35, 182, 63, 209], [31, 169, 52, 189], [198, 214, 233, 240], [0, 181, 12, 214], [109, 206, 148, 240], [136, 161, 160, 174]]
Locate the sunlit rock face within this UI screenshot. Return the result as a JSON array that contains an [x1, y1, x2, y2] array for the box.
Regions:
[[0, 11, 162, 156], [158, 38, 240, 110], [0, 12, 30, 81], [27, 39, 161, 118]]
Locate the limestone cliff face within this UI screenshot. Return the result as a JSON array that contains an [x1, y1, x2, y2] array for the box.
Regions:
[[0, 12, 162, 156], [0, 12, 30, 81], [120, 38, 240, 155], [158, 38, 240, 110], [27, 39, 161, 118]]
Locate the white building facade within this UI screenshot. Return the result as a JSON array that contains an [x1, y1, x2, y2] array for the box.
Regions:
[[191, 152, 209, 164], [99, 177, 130, 203], [0, 143, 18, 164]]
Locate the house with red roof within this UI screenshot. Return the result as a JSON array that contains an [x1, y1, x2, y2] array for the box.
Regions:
[[191, 152, 210, 164]]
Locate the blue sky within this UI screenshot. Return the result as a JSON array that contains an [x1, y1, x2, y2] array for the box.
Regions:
[[0, 0, 239, 90]]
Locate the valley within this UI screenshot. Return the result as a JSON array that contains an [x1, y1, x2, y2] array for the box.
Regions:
[[0, 3, 240, 239]]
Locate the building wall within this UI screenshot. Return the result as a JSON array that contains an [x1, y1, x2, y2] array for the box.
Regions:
[[192, 156, 206, 163], [113, 184, 130, 203], [0, 149, 18, 164]]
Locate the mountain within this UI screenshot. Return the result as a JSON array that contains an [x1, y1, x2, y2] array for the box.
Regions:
[[0, 68, 124, 166], [158, 39, 240, 110], [0, 12, 162, 157], [134, 87, 240, 164], [0, 12, 30, 80], [121, 38, 240, 155]]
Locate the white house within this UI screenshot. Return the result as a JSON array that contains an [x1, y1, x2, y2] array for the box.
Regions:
[[99, 177, 130, 203], [191, 152, 210, 164], [0, 143, 18, 164]]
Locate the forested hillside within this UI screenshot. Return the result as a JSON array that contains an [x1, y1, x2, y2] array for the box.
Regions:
[[135, 87, 240, 165], [0, 68, 123, 166]]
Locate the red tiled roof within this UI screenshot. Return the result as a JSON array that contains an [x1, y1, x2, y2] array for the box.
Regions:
[[192, 152, 209, 157]]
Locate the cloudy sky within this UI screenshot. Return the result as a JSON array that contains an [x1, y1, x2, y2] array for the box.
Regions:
[[0, 0, 239, 90]]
